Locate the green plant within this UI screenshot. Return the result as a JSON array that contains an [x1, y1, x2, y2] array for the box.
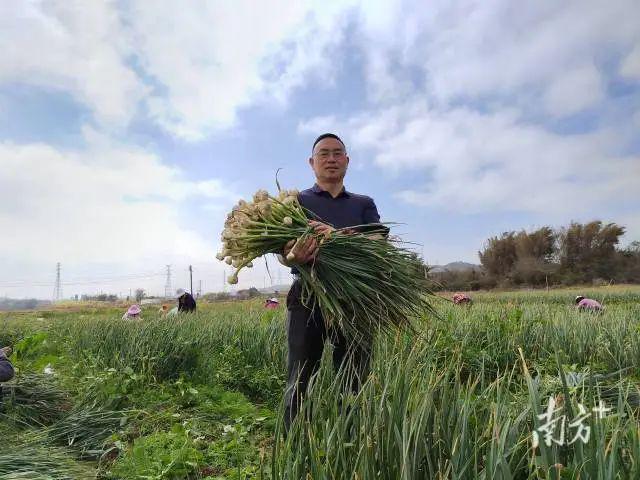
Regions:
[[107, 423, 203, 479]]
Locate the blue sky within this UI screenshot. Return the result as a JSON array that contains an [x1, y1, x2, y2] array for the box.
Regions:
[[0, 1, 639, 298]]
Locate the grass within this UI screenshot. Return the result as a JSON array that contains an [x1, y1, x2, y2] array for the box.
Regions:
[[0, 285, 639, 478]]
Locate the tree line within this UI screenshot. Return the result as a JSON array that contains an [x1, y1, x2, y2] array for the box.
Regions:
[[430, 221, 640, 290]]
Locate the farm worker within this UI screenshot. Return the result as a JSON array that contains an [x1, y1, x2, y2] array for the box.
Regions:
[[122, 304, 141, 320], [0, 346, 15, 406], [279, 133, 387, 431], [176, 289, 197, 313], [265, 297, 279, 309], [0, 346, 14, 382], [453, 292, 472, 305], [575, 295, 603, 312]]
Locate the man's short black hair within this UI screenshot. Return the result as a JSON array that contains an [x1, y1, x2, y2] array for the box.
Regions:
[[312, 133, 346, 153]]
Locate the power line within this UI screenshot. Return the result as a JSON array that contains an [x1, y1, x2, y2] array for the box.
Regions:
[[0, 258, 293, 295], [0, 272, 166, 288], [0, 270, 166, 286]]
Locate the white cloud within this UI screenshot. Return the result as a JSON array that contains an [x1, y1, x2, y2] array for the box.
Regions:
[[543, 64, 605, 117], [620, 44, 640, 80], [352, 0, 639, 111], [0, 131, 236, 294], [302, 102, 640, 216], [126, 0, 355, 140], [0, 1, 145, 125], [0, 129, 295, 297], [2, 1, 638, 140], [0, 1, 355, 140]]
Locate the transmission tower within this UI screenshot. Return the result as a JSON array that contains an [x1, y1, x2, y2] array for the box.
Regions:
[[53, 262, 62, 301], [164, 265, 173, 298]]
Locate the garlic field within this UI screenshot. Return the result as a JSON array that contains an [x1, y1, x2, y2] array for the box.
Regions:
[[1, 286, 639, 479]]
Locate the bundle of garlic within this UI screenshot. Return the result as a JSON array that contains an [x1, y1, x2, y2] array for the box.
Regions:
[[217, 189, 308, 285], [217, 189, 436, 348]]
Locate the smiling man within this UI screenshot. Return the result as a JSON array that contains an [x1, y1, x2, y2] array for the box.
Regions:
[[282, 133, 384, 430]]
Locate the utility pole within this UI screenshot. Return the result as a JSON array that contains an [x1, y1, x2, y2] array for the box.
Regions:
[[53, 262, 62, 301], [189, 265, 193, 296], [198, 279, 202, 297], [164, 265, 172, 298]]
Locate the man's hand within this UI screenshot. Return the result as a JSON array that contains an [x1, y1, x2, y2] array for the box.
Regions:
[[280, 221, 340, 266], [1, 346, 12, 357], [283, 237, 319, 265], [309, 220, 335, 238]]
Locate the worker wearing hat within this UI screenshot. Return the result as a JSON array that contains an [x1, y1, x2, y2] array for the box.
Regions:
[[575, 295, 603, 312], [176, 288, 197, 313], [122, 304, 142, 320]]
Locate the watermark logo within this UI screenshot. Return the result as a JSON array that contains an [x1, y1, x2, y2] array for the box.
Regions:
[[532, 397, 611, 447]]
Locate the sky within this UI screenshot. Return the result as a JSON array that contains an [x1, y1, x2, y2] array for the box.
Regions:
[[1, 0, 639, 299]]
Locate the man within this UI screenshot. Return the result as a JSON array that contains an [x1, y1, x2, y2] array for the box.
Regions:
[[281, 133, 384, 430], [176, 288, 197, 313], [575, 295, 603, 312]]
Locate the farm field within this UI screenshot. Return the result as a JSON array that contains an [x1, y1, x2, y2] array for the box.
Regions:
[[1, 285, 640, 479]]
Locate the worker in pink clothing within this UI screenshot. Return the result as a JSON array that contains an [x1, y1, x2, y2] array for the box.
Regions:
[[575, 296, 603, 312], [122, 304, 142, 320], [264, 297, 280, 309], [453, 292, 472, 305]]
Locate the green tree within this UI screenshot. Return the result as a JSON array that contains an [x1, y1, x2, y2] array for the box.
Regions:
[[512, 227, 557, 285], [135, 288, 146, 303], [478, 232, 517, 279], [558, 221, 625, 283]]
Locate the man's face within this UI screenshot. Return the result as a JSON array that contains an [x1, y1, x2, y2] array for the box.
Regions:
[[309, 137, 349, 183]]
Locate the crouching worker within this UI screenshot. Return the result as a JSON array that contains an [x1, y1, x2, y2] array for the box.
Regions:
[[453, 292, 472, 305], [176, 289, 197, 313], [265, 297, 280, 309], [122, 304, 142, 320], [0, 346, 15, 408], [575, 295, 603, 312], [0, 346, 14, 382]]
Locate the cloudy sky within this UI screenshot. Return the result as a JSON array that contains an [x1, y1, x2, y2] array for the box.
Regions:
[[1, 0, 639, 299]]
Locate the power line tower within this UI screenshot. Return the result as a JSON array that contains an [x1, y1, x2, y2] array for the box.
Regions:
[[164, 265, 173, 298], [53, 262, 62, 301]]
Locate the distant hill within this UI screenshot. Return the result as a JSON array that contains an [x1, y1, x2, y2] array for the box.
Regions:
[[0, 298, 52, 311], [428, 262, 481, 273], [258, 284, 292, 295]]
